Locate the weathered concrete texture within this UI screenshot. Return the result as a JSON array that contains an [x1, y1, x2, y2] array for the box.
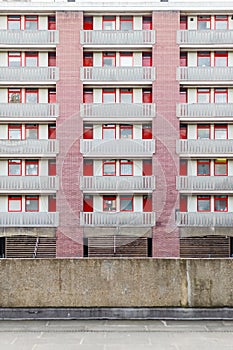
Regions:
[[0, 259, 233, 308], [0, 228, 56, 237]]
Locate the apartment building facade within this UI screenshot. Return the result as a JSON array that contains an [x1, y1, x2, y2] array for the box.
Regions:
[[0, 0, 233, 258]]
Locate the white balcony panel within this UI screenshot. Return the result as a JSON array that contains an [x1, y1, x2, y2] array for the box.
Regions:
[[177, 176, 233, 192], [0, 103, 59, 119], [177, 140, 233, 156], [81, 176, 155, 192], [0, 30, 59, 46], [80, 30, 155, 45], [80, 212, 155, 227], [0, 212, 59, 227], [0, 176, 58, 192], [0, 67, 59, 83], [177, 212, 233, 227], [80, 139, 155, 157], [177, 103, 233, 119], [177, 30, 233, 46], [80, 103, 156, 120], [0, 140, 59, 156], [81, 67, 155, 82], [178, 67, 233, 83]]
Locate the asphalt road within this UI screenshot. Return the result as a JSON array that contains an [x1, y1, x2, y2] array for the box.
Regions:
[[0, 320, 233, 349]]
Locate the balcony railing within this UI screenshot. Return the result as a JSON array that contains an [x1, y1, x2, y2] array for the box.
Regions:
[[0, 67, 59, 83], [80, 176, 155, 192], [80, 139, 155, 157], [177, 67, 233, 82], [80, 212, 155, 227], [177, 103, 233, 119], [0, 212, 59, 227], [81, 67, 155, 82], [177, 140, 233, 155], [0, 176, 58, 192], [177, 30, 233, 46], [80, 103, 156, 119], [0, 140, 59, 156], [177, 176, 233, 192], [0, 103, 59, 119], [177, 212, 233, 227], [0, 30, 59, 45], [80, 30, 155, 45]]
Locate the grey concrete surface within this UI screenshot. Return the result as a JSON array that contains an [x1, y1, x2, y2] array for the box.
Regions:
[[0, 320, 233, 349]]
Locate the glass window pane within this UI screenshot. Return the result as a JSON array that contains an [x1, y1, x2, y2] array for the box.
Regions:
[[26, 196, 39, 211], [197, 127, 210, 139], [120, 196, 133, 211], [9, 160, 21, 175], [103, 196, 116, 211], [26, 161, 38, 175], [9, 127, 21, 139], [215, 127, 227, 139], [215, 162, 227, 176], [215, 196, 227, 211], [197, 161, 210, 175], [197, 196, 210, 211], [9, 196, 21, 211], [120, 161, 133, 175]]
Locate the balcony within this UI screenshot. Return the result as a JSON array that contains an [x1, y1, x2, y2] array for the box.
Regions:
[[0, 140, 59, 157], [80, 212, 155, 227], [80, 103, 156, 121], [80, 139, 155, 157], [0, 176, 58, 193], [80, 30, 155, 46], [0, 103, 59, 120], [177, 139, 233, 157], [177, 212, 233, 227], [80, 176, 155, 192], [80, 67, 155, 83], [0, 212, 59, 227], [177, 176, 233, 192], [177, 103, 233, 120], [177, 67, 233, 84], [0, 67, 59, 84], [0, 30, 59, 47], [177, 30, 233, 47]]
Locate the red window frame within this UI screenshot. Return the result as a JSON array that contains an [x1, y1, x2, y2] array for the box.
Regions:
[[197, 159, 210, 176], [120, 159, 133, 176], [197, 195, 211, 212], [142, 52, 152, 67], [7, 15, 21, 30], [48, 88, 56, 103], [83, 89, 93, 103], [120, 52, 133, 66], [48, 159, 56, 176], [197, 124, 210, 139], [25, 15, 38, 30], [102, 88, 116, 103], [214, 159, 228, 176], [180, 16, 187, 30], [25, 159, 39, 176], [197, 51, 211, 67], [180, 159, 187, 176], [142, 124, 152, 139], [142, 89, 152, 103], [48, 52, 56, 67], [8, 52, 22, 67], [102, 160, 116, 176], [48, 124, 56, 139], [120, 16, 133, 30], [197, 88, 210, 103], [48, 194, 56, 212], [8, 88, 22, 103], [102, 124, 116, 139], [180, 52, 187, 67], [197, 15, 211, 30], [25, 52, 38, 67], [119, 124, 133, 139], [48, 16, 56, 30], [83, 52, 93, 67], [102, 52, 116, 67], [214, 195, 228, 212], [102, 16, 116, 30], [180, 88, 187, 103], [214, 88, 228, 103], [120, 88, 133, 103], [142, 16, 152, 30], [25, 88, 38, 103], [25, 124, 39, 140], [214, 51, 228, 67], [214, 124, 228, 140], [103, 195, 116, 212], [215, 15, 228, 30], [8, 159, 22, 176], [84, 16, 93, 30], [83, 124, 93, 139], [8, 124, 22, 140], [8, 195, 22, 212], [120, 195, 134, 212], [25, 195, 39, 212]]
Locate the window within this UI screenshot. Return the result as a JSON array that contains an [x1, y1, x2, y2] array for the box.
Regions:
[[142, 52, 152, 66], [120, 160, 133, 176], [215, 51, 228, 67], [120, 16, 133, 30], [25, 89, 38, 103], [7, 16, 21, 30], [103, 16, 116, 30], [83, 53, 93, 67], [180, 52, 187, 67], [120, 52, 133, 66], [103, 160, 116, 176], [48, 88, 56, 103], [48, 159, 56, 176], [48, 194, 56, 212], [197, 89, 210, 103], [120, 195, 133, 211], [25, 160, 39, 176], [143, 89, 152, 103], [214, 125, 227, 139], [8, 160, 22, 176], [102, 88, 116, 103], [103, 195, 116, 211], [197, 159, 210, 176], [214, 195, 228, 212], [197, 52, 210, 67], [25, 52, 38, 67], [25, 195, 39, 212], [25, 16, 38, 30], [142, 124, 152, 139], [197, 195, 210, 212], [48, 16, 56, 30], [215, 15, 228, 30], [214, 159, 228, 176], [197, 125, 210, 139], [197, 15, 211, 30], [214, 89, 228, 103], [142, 16, 152, 30], [48, 124, 56, 139], [120, 88, 133, 103], [120, 124, 133, 139], [8, 89, 21, 103], [8, 195, 22, 212], [103, 52, 116, 67], [83, 89, 93, 103], [84, 16, 93, 30], [8, 52, 21, 67], [180, 16, 187, 30], [8, 125, 22, 140], [180, 124, 187, 139], [102, 124, 116, 139], [83, 124, 93, 139], [25, 124, 38, 139]]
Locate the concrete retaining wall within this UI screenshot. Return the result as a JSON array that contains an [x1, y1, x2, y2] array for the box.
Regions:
[[0, 258, 232, 308]]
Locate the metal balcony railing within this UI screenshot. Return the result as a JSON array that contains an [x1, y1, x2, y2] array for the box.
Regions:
[[80, 139, 155, 157], [81, 67, 155, 82], [0, 103, 59, 119], [177, 176, 233, 191], [0, 140, 59, 156], [80, 176, 155, 192], [0, 176, 58, 192], [177, 103, 233, 119], [80, 30, 155, 45], [177, 139, 233, 155], [0, 67, 59, 83], [0, 212, 59, 227], [177, 30, 233, 45], [177, 67, 233, 82], [0, 30, 59, 45], [177, 212, 233, 227], [80, 211, 155, 226]]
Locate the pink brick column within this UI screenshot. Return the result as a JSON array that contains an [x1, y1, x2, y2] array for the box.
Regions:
[[152, 11, 180, 257], [56, 11, 84, 257]]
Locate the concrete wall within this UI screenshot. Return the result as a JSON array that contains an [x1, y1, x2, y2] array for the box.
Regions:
[[0, 258, 233, 308]]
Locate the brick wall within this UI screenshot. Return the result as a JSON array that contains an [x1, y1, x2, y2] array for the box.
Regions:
[[152, 11, 180, 257]]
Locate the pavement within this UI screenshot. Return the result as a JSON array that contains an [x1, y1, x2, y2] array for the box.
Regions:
[[0, 320, 233, 349]]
